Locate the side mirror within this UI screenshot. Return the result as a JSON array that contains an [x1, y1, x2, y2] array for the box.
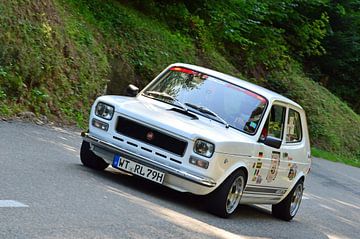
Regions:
[[259, 136, 282, 149], [126, 84, 139, 97]]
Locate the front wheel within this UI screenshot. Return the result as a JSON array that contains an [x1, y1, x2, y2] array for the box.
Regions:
[[80, 141, 108, 171], [272, 179, 304, 221], [207, 170, 246, 218]]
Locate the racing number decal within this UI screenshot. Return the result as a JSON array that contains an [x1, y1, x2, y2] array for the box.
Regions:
[[266, 151, 280, 182]]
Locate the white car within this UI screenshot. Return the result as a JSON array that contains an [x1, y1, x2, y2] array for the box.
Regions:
[[81, 63, 311, 220]]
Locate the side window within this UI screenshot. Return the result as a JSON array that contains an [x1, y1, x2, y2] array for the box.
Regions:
[[286, 109, 302, 142], [262, 105, 286, 140]]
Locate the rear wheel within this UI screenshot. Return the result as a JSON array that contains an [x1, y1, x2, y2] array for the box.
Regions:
[[207, 170, 246, 218], [80, 141, 108, 170], [272, 179, 304, 221]]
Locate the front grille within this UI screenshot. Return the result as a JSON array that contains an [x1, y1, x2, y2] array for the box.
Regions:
[[115, 116, 187, 156]]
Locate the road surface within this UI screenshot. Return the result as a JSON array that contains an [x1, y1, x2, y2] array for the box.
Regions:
[[0, 121, 359, 239]]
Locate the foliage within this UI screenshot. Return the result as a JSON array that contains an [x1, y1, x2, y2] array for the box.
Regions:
[[267, 69, 360, 161], [123, 0, 359, 114], [305, 0, 360, 113], [0, 0, 109, 126], [122, 0, 330, 77], [0, 0, 359, 163]]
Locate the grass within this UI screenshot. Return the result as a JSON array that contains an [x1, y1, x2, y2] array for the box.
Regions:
[[0, 0, 359, 166], [312, 147, 360, 168], [268, 69, 360, 162]]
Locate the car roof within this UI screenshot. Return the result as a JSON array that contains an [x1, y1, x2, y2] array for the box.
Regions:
[[169, 63, 303, 110]]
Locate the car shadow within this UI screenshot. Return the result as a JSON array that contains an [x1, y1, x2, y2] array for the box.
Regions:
[[73, 163, 329, 239]]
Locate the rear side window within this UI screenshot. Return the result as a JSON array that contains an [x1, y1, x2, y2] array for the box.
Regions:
[[286, 109, 302, 143]]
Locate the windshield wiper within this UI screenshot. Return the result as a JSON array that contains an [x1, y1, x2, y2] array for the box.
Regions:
[[185, 103, 229, 128], [144, 91, 189, 112]]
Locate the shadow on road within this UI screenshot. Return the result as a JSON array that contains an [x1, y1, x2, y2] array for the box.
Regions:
[[72, 163, 330, 239]]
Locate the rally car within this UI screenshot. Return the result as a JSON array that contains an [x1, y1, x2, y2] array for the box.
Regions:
[[80, 63, 311, 220]]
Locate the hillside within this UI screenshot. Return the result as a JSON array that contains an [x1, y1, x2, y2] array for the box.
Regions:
[[0, 0, 359, 165]]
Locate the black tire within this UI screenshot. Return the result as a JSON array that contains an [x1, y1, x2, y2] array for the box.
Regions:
[[80, 141, 108, 171], [207, 170, 246, 218], [272, 179, 304, 221]]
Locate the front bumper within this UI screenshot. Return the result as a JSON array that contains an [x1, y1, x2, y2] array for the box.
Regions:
[[81, 132, 216, 188]]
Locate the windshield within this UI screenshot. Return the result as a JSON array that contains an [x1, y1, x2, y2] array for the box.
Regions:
[[143, 67, 268, 134]]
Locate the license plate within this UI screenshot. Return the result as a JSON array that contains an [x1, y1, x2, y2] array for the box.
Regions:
[[112, 155, 165, 184]]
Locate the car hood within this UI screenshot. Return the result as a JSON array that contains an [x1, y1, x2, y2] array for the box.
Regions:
[[97, 95, 256, 155]]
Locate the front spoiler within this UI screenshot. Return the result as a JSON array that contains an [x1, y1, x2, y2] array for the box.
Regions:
[[81, 132, 216, 188]]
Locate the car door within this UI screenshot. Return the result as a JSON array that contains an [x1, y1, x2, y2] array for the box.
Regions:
[[250, 103, 287, 188], [262, 103, 287, 185]]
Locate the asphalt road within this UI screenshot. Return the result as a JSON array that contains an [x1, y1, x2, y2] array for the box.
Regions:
[[0, 121, 359, 239]]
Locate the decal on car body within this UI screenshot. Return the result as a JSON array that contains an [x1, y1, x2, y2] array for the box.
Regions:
[[266, 151, 280, 182]]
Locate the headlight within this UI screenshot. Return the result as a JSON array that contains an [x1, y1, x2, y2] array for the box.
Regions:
[[95, 102, 114, 120], [193, 139, 214, 158]]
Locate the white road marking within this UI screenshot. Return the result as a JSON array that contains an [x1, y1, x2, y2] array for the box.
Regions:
[[0, 200, 29, 207]]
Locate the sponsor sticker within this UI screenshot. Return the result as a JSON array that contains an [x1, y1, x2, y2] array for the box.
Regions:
[[251, 160, 263, 183], [288, 164, 298, 180], [256, 175, 262, 184], [283, 152, 288, 160], [266, 151, 280, 182]]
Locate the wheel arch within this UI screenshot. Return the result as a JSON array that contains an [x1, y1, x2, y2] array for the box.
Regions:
[[278, 172, 306, 203], [214, 162, 249, 191], [206, 163, 248, 217]]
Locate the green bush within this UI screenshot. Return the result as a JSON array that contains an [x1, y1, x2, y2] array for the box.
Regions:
[[0, 0, 359, 164]]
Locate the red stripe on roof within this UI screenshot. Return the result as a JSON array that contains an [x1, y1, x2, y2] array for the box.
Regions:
[[226, 84, 266, 103], [170, 67, 195, 75]]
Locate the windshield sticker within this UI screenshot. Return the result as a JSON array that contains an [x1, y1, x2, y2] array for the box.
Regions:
[[266, 151, 280, 182], [250, 122, 257, 129]]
